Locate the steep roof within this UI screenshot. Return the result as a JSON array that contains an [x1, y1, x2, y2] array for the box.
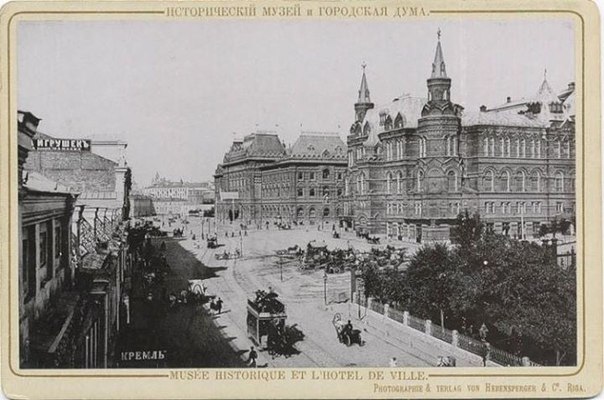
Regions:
[[431, 37, 447, 79], [360, 95, 426, 146], [223, 132, 287, 163], [357, 65, 372, 104], [289, 132, 346, 160], [24, 171, 76, 194], [462, 111, 547, 128]]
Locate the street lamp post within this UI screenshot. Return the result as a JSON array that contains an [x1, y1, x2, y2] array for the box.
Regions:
[[323, 270, 328, 306]]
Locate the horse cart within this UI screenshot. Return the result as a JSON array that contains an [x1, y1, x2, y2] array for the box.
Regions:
[[332, 313, 364, 346]]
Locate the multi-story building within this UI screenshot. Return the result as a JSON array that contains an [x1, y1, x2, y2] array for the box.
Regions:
[[18, 111, 130, 369], [24, 131, 132, 222], [343, 34, 575, 242], [142, 176, 214, 216], [214, 131, 347, 225]]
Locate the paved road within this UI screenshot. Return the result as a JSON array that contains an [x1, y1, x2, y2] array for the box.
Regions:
[[170, 218, 443, 368], [116, 236, 247, 368]]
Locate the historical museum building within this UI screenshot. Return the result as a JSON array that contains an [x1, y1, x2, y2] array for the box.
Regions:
[[342, 34, 576, 242], [214, 131, 347, 225]]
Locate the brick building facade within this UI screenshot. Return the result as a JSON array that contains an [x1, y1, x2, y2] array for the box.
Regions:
[[342, 34, 575, 242], [214, 132, 347, 226]]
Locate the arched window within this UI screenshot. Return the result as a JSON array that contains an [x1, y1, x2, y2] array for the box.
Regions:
[[417, 170, 424, 192], [483, 138, 489, 156], [555, 171, 564, 192], [323, 186, 329, 197], [296, 207, 304, 218], [386, 172, 393, 194], [385, 116, 393, 131], [532, 170, 541, 192], [397, 171, 403, 194], [309, 188, 315, 197], [418, 137, 427, 158], [483, 170, 494, 192], [506, 137, 511, 157], [322, 168, 330, 179], [516, 171, 526, 192], [394, 113, 404, 129], [490, 137, 495, 156], [500, 137, 505, 157], [515, 138, 520, 157], [323, 207, 330, 217], [501, 171, 511, 192], [530, 139, 536, 158], [360, 173, 366, 194], [363, 122, 371, 135], [556, 139, 562, 158], [309, 208, 316, 218], [536, 139, 542, 158], [521, 138, 526, 158], [447, 171, 457, 192], [345, 178, 349, 195], [564, 140, 571, 158]]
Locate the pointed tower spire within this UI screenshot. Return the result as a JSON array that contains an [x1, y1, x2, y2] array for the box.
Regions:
[[431, 28, 447, 78], [358, 62, 371, 103], [354, 62, 374, 122], [423, 29, 459, 117]]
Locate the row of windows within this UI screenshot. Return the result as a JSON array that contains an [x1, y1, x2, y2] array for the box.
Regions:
[[482, 137, 573, 159], [484, 201, 542, 215], [296, 170, 343, 181], [21, 220, 63, 303], [261, 206, 341, 218], [482, 170, 573, 193], [294, 187, 343, 198]]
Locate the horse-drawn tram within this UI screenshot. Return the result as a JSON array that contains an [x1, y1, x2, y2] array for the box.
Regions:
[[246, 290, 287, 347]]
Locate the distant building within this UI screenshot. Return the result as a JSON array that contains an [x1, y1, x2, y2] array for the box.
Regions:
[[141, 175, 214, 216], [342, 33, 575, 241], [214, 131, 347, 225]]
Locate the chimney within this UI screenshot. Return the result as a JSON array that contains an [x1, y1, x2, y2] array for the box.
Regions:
[[17, 111, 40, 190], [479, 105, 487, 112], [506, 96, 511, 103]]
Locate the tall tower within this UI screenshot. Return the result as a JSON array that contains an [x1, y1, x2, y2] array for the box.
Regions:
[[416, 29, 465, 230], [422, 29, 460, 116], [354, 63, 374, 122]]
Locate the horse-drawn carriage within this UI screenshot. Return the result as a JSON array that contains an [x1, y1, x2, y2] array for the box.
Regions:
[[207, 237, 219, 248], [247, 290, 287, 345], [246, 290, 303, 357], [215, 249, 241, 260], [332, 313, 364, 346]]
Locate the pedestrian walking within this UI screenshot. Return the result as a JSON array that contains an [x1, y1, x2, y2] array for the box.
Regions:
[[479, 323, 489, 342], [216, 297, 223, 314], [248, 346, 258, 368]]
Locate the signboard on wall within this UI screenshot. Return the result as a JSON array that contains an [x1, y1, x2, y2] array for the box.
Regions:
[[34, 138, 91, 151]]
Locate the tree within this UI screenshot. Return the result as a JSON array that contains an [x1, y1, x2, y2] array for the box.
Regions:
[[450, 211, 484, 250], [406, 243, 456, 329]]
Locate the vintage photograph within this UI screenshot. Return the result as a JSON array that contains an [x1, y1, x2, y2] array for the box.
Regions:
[[15, 17, 578, 371]]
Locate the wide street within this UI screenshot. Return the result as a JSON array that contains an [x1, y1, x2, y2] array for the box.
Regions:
[[136, 216, 481, 368]]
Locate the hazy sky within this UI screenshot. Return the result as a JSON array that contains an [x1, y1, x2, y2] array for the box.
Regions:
[[17, 18, 575, 186]]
